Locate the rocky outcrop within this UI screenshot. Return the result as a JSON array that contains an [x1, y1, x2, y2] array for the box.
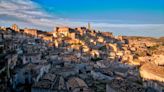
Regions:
[[140, 63, 164, 82]]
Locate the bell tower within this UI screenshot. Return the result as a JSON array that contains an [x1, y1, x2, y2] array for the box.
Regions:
[[88, 22, 91, 30]]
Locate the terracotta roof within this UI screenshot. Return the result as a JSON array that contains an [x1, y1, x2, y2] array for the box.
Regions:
[[67, 77, 88, 89], [42, 73, 56, 82], [32, 80, 52, 89]]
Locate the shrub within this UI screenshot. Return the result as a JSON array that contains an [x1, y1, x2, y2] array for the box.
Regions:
[[98, 46, 106, 51]]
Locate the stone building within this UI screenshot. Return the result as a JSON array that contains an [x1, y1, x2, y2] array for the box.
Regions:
[[67, 77, 89, 92], [22, 53, 41, 64], [75, 27, 86, 36], [101, 32, 113, 37], [42, 36, 53, 42], [64, 38, 81, 45], [82, 46, 90, 53], [97, 36, 104, 43], [54, 40, 59, 48], [90, 50, 100, 58], [11, 24, 20, 32], [108, 43, 118, 52], [53, 27, 77, 39], [55, 27, 70, 37], [24, 28, 38, 36]]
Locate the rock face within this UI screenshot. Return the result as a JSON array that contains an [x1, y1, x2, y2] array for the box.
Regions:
[[140, 63, 164, 82], [154, 55, 164, 66]]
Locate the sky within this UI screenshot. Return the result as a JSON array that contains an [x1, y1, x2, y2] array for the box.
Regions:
[[0, 0, 164, 37], [33, 0, 164, 23]]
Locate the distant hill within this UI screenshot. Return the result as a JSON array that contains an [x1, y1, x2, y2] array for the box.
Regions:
[[123, 36, 164, 44]]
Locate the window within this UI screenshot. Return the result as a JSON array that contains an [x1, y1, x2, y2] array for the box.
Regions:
[[69, 87, 72, 90], [80, 88, 83, 92]]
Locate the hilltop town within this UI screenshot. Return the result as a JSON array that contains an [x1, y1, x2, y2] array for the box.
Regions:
[[0, 24, 164, 92]]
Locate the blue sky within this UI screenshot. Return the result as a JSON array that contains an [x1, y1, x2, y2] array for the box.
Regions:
[[0, 0, 164, 37], [32, 0, 164, 23]]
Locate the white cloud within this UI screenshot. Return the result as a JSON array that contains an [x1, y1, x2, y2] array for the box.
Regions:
[[0, 0, 91, 31], [0, 0, 66, 29]]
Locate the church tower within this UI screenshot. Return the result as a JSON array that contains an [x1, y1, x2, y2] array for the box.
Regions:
[[88, 22, 91, 30]]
